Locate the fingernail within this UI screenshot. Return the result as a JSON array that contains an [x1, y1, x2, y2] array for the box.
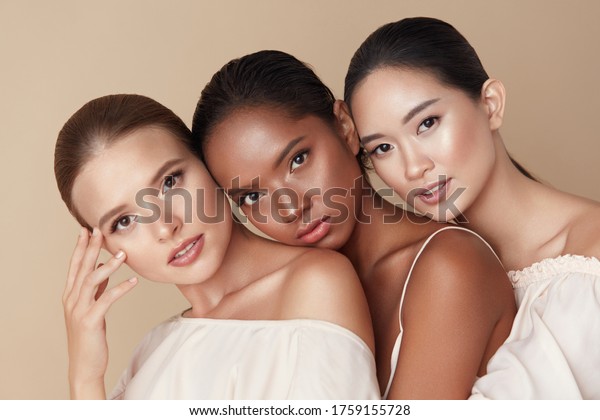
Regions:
[[128, 277, 138, 284], [92, 228, 100, 237], [115, 250, 125, 259], [79, 227, 88, 238]]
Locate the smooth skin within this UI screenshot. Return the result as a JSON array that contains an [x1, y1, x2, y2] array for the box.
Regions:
[[63, 126, 374, 399], [350, 67, 600, 270], [203, 101, 516, 399]]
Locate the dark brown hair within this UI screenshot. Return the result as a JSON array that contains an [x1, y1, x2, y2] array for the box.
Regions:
[[344, 17, 536, 180], [192, 50, 368, 172], [54, 94, 196, 228]]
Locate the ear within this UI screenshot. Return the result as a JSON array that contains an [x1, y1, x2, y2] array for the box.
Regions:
[[481, 79, 506, 131], [333, 100, 361, 156]]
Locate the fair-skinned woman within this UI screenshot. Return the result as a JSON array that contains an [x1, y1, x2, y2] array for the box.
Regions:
[[344, 17, 600, 399], [55, 94, 379, 399]]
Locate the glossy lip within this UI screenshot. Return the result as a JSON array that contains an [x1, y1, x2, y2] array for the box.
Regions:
[[414, 178, 451, 205], [296, 216, 331, 244], [168, 234, 204, 267]]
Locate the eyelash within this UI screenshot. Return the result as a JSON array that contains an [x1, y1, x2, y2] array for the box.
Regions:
[[368, 143, 393, 158], [417, 116, 439, 134], [110, 215, 138, 233], [237, 191, 263, 207], [161, 169, 184, 195], [235, 150, 308, 207], [109, 169, 184, 234], [290, 149, 309, 172], [366, 116, 440, 158]]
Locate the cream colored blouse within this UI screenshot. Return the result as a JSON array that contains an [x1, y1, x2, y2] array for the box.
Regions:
[[109, 315, 380, 400], [471, 254, 600, 399]]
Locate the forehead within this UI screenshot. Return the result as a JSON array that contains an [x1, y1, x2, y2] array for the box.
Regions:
[[205, 107, 333, 173], [209, 107, 296, 150], [356, 67, 449, 103], [351, 67, 465, 126], [71, 126, 194, 227], [210, 106, 334, 144]]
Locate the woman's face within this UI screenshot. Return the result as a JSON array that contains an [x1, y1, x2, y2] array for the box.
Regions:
[[71, 126, 232, 285], [203, 106, 363, 249], [350, 67, 498, 221]]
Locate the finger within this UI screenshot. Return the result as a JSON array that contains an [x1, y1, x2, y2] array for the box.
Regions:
[[71, 228, 104, 300], [95, 278, 109, 301], [94, 263, 108, 300], [78, 228, 104, 279], [64, 227, 90, 301], [78, 251, 127, 305], [91, 277, 138, 318]]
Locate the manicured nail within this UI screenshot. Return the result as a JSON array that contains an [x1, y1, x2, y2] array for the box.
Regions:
[[92, 228, 100, 237], [115, 250, 125, 259], [128, 277, 138, 284], [79, 227, 88, 238]]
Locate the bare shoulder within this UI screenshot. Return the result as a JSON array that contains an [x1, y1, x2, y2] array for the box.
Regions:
[[386, 228, 516, 399], [286, 248, 357, 278], [405, 227, 512, 311], [565, 202, 600, 259], [281, 249, 363, 312], [417, 227, 505, 275], [280, 249, 375, 351]]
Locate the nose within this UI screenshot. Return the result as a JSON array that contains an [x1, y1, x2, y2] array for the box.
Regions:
[[155, 198, 184, 242], [272, 187, 303, 224], [403, 143, 434, 181], [299, 188, 320, 224], [278, 206, 301, 223], [272, 187, 320, 224]]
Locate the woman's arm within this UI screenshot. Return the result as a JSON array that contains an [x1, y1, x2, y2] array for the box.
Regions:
[[387, 229, 515, 399], [63, 228, 138, 399]]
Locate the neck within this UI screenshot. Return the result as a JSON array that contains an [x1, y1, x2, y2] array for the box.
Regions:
[[176, 220, 258, 317], [340, 175, 422, 275], [462, 134, 568, 270]]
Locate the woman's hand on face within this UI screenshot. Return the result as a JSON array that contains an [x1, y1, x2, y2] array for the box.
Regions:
[[62, 227, 138, 399]]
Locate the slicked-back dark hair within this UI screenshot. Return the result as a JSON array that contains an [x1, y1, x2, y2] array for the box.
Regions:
[[344, 17, 536, 180], [345, 17, 488, 105], [192, 50, 336, 154]]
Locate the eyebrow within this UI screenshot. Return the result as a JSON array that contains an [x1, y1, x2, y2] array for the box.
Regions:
[[98, 205, 127, 230], [360, 98, 441, 146], [97, 158, 184, 229], [149, 158, 185, 186], [402, 98, 440, 124], [228, 188, 249, 199], [273, 136, 305, 170], [226, 137, 305, 197]]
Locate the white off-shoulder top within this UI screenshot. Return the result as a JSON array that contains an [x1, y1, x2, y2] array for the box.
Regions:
[[109, 315, 380, 400], [471, 254, 600, 399]]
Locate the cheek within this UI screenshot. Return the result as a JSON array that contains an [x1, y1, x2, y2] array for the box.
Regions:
[[372, 159, 410, 197], [106, 245, 149, 280], [437, 115, 492, 169], [320, 147, 362, 189], [247, 213, 296, 244], [103, 233, 131, 258]]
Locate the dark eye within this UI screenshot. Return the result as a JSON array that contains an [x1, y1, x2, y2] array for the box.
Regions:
[[162, 170, 183, 195], [417, 117, 438, 135], [290, 151, 308, 172], [241, 192, 262, 206], [372, 143, 393, 156], [111, 215, 138, 233]]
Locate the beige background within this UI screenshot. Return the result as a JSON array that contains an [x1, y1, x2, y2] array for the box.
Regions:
[[1, 0, 598, 399]]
